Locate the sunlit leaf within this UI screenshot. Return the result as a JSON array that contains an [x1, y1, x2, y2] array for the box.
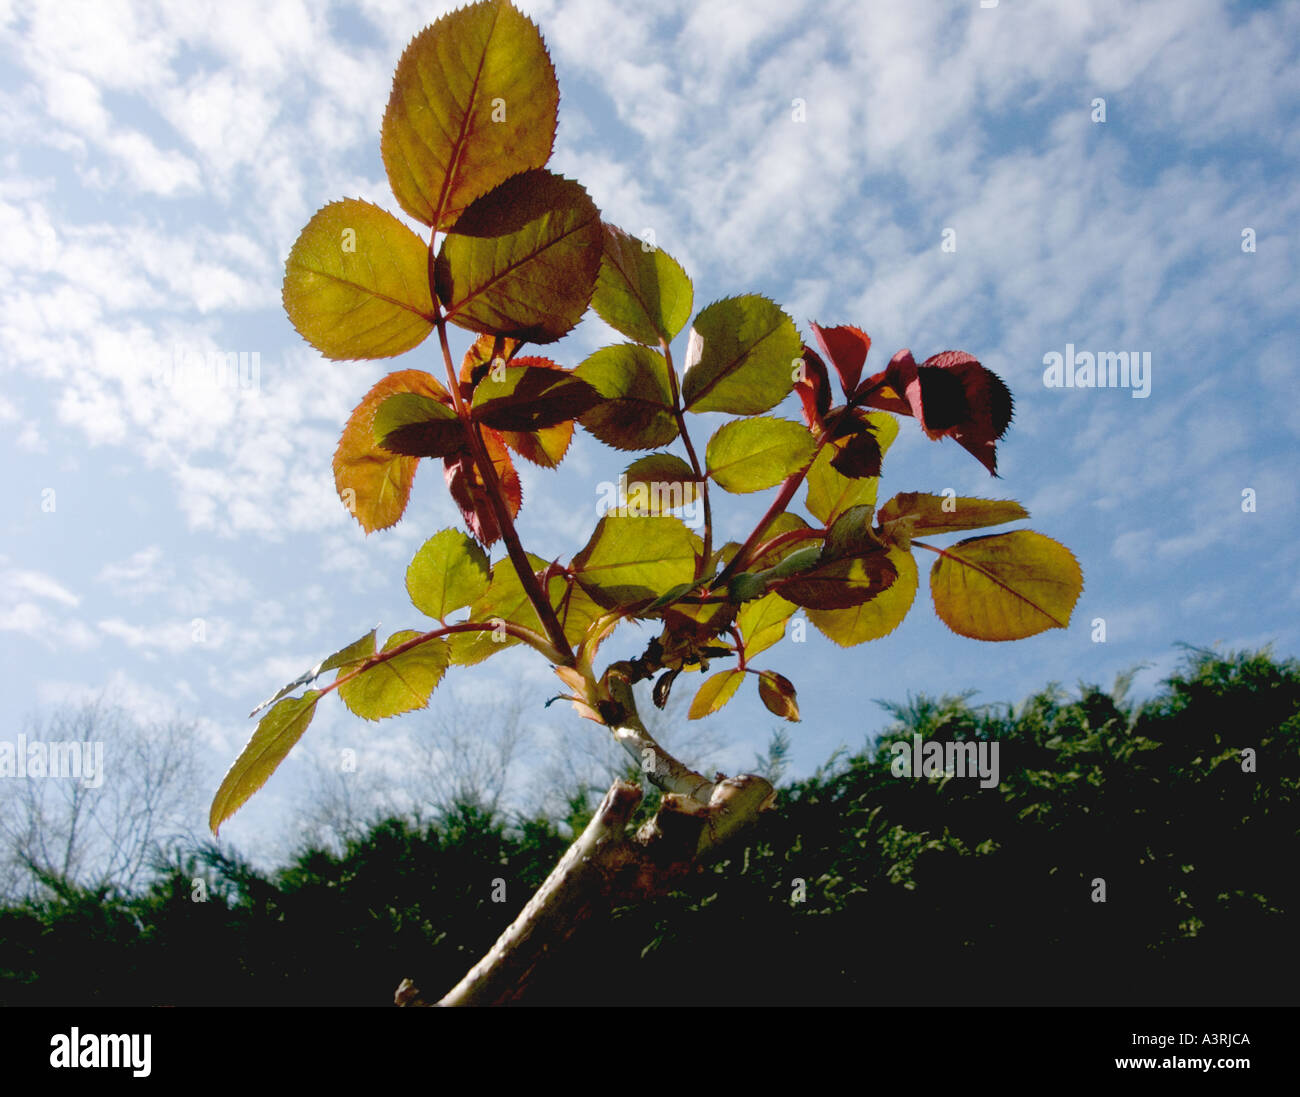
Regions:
[[805, 412, 898, 523], [621, 453, 701, 514], [575, 344, 679, 450], [471, 363, 598, 431], [705, 416, 815, 494], [810, 322, 871, 398], [334, 370, 451, 533], [682, 295, 801, 415], [757, 671, 800, 722], [210, 691, 321, 835], [774, 547, 897, 610], [406, 529, 491, 620], [808, 545, 917, 646], [877, 492, 1029, 545], [435, 170, 601, 343], [443, 427, 521, 545], [688, 669, 745, 720], [591, 223, 693, 345], [248, 629, 378, 717], [283, 199, 435, 360], [928, 531, 1083, 641], [373, 392, 463, 457], [381, 0, 559, 230], [571, 515, 700, 608], [497, 420, 573, 468], [338, 630, 450, 720], [737, 592, 796, 658]]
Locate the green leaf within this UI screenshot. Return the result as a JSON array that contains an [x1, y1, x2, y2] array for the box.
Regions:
[[381, 0, 559, 230], [622, 454, 701, 514], [705, 416, 816, 494], [575, 344, 679, 450], [757, 671, 800, 722], [591, 223, 693, 345], [805, 412, 898, 523], [928, 531, 1083, 641], [338, 630, 450, 720], [372, 393, 463, 458], [877, 492, 1029, 546], [822, 504, 883, 562], [283, 199, 434, 360], [571, 515, 700, 608], [210, 691, 322, 835], [406, 530, 491, 621], [471, 365, 598, 431], [682, 295, 801, 414], [248, 629, 378, 717], [808, 545, 918, 646], [737, 592, 796, 658], [434, 170, 602, 344], [688, 669, 745, 719], [774, 548, 897, 610]]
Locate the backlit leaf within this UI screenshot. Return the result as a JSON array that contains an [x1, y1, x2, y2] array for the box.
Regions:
[[443, 427, 521, 545], [682, 295, 801, 415], [757, 671, 800, 722], [877, 492, 1029, 544], [471, 363, 598, 431], [774, 548, 897, 610], [333, 370, 450, 533], [571, 515, 700, 609], [283, 199, 434, 360], [928, 531, 1083, 641], [805, 412, 898, 523], [406, 529, 491, 620], [381, 0, 559, 230], [434, 170, 601, 343], [591, 223, 693, 345], [808, 545, 917, 646], [373, 392, 463, 457], [705, 416, 815, 494], [737, 592, 796, 658], [210, 691, 321, 835], [575, 344, 679, 450], [809, 322, 871, 398], [248, 629, 378, 717], [621, 454, 701, 514], [338, 630, 450, 720], [688, 669, 745, 720]]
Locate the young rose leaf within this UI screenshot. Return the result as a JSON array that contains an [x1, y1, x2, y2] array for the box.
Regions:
[[870, 349, 1014, 476], [774, 548, 897, 610], [575, 344, 679, 450], [750, 512, 817, 570], [283, 199, 435, 360], [622, 454, 701, 514], [338, 630, 451, 721], [682, 295, 801, 415], [470, 364, 599, 431], [757, 671, 800, 722], [210, 691, 322, 835], [828, 425, 884, 479], [928, 530, 1083, 641], [877, 492, 1029, 544], [571, 515, 700, 609], [372, 392, 463, 457], [705, 416, 816, 494], [248, 629, 379, 717], [794, 345, 832, 429], [807, 544, 917, 647], [334, 370, 451, 533], [805, 412, 899, 524], [591, 223, 694, 345], [810, 322, 871, 398], [497, 421, 573, 468], [381, 0, 559, 230], [736, 592, 796, 658], [822, 504, 883, 562], [443, 428, 521, 546], [460, 332, 524, 385], [434, 170, 601, 344], [688, 669, 745, 720], [406, 529, 491, 621]]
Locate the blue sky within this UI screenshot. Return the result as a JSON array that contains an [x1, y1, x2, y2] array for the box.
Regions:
[[2, 0, 1297, 861]]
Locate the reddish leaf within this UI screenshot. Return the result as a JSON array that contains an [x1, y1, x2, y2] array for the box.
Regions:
[[773, 547, 897, 610], [472, 364, 598, 432], [828, 424, 883, 479], [443, 428, 522, 546], [810, 322, 871, 398], [865, 349, 1013, 476], [757, 671, 800, 722], [794, 345, 831, 429], [460, 333, 524, 386]]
